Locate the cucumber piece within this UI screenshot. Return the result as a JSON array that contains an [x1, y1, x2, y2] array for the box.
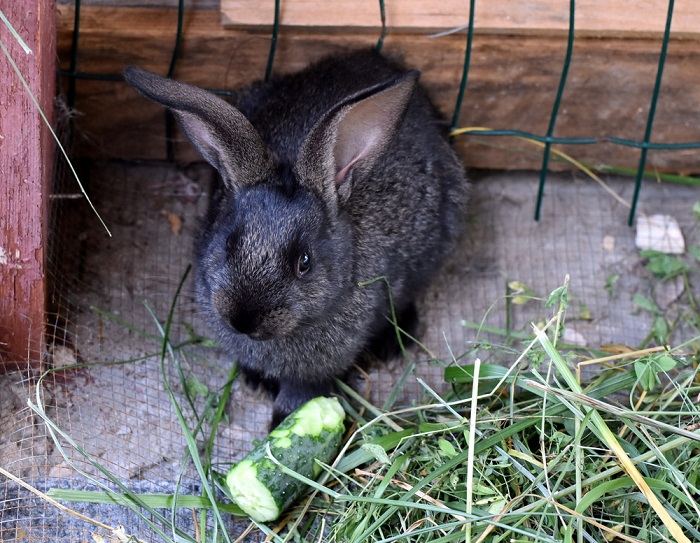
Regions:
[[226, 396, 345, 522]]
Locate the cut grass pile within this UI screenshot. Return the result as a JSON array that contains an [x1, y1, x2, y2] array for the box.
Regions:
[[325, 343, 700, 543], [25, 272, 700, 543]]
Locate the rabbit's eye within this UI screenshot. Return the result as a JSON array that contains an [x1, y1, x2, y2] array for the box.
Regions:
[[296, 252, 311, 277]]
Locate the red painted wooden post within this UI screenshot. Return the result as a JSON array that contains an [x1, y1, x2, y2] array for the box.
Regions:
[[0, 0, 56, 368]]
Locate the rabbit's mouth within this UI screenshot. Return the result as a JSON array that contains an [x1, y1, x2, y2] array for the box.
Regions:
[[246, 329, 274, 341]]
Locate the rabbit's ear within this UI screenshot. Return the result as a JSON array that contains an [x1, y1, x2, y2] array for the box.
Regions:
[[296, 71, 419, 211], [124, 67, 271, 190]]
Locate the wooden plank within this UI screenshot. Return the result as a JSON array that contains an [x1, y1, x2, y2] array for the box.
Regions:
[[57, 0, 218, 6], [0, 0, 56, 369], [221, 0, 700, 38], [56, 5, 700, 174]]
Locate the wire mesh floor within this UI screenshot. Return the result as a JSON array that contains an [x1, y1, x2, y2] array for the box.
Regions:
[[1, 162, 698, 542]]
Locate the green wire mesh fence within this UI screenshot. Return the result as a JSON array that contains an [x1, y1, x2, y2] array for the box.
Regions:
[[60, 0, 699, 225]]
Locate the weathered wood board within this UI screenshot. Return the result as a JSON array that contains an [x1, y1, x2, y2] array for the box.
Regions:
[[222, 0, 700, 38], [56, 5, 700, 173], [1, 1, 56, 368]]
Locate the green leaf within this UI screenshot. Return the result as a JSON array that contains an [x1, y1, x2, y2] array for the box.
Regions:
[[634, 354, 675, 391], [361, 443, 391, 465], [578, 304, 592, 321], [633, 293, 659, 314], [437, 438, 458, 458], [653, 316, 669, 343], [654, 353, 677, 372], [693, 200, 700, 220], [198, 338, 219, 348], [640, 250, 689, 280], [546, 285, 569, 309], [604, 273, 620, 298], [527, 347, 546, 369], [444, 363, 509, 384], [488, 498, 507, 515], [508, 280, 536, 305], [185, 375, 209, 398], [634, 360, 657, 391], [689, 246, 700, 262], [472, 483, 497, 496], [574, 476, 696, 519]]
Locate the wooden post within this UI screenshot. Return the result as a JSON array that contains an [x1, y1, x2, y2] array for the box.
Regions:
[[0, 0, 56, 369]]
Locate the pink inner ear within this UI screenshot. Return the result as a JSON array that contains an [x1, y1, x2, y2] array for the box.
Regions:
[[334, 154, 363, 186], [334, 129, 379, 186]]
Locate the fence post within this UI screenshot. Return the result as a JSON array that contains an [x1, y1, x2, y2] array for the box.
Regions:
[[627, 0, 675, 226], [0, 0, 56, 368]]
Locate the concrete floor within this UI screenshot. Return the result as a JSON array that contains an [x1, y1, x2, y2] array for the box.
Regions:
[[1, 163, 698, 542]]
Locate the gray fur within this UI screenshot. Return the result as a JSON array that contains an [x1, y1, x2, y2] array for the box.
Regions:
[[124, 50, 469, 422]]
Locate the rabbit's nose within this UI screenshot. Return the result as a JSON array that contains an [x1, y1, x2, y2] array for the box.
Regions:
[[228, 309, 261, 336]]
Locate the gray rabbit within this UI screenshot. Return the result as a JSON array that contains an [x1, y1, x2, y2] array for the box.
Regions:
[[124, 50, 468, 424]]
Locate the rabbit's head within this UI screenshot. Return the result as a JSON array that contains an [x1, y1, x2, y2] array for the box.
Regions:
[[124, 66, 417, 340]]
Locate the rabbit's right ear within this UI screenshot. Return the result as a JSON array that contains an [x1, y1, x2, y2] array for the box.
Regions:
[[295, 71, 418, 213], [123, 67, 271, 190]]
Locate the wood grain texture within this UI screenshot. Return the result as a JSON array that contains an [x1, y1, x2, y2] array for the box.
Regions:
[[57, 0, 218, 6], [57, 5, 700, 173], [222, 0, 700, 38], [0, 0, 56, 368]]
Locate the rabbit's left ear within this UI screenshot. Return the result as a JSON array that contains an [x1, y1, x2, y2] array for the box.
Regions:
[[123, 66, 272, 191], [295, 71, 418, 212]]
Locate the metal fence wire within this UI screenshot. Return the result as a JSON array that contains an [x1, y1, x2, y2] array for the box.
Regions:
[[59, 0, 700, 225]]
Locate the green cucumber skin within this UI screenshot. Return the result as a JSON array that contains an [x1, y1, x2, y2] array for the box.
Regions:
[[227, 397, 345, 520], [244, 428, 342, 513]]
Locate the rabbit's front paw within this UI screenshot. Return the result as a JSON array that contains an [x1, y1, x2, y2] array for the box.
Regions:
[[364, 303, 419, 361]]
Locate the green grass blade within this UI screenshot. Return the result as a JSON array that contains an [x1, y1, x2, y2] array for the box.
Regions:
[[46, 489, 244, 515]]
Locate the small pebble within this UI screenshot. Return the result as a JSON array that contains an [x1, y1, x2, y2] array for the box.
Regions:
[[602, 235, 615, 252], [51, 345, 77, 369], [563, 327, 587, 347], [115, 425, 132, 436], [635, 215, 685, 254]]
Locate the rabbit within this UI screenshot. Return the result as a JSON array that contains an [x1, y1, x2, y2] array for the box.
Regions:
[[124, 49, 468, 425]]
